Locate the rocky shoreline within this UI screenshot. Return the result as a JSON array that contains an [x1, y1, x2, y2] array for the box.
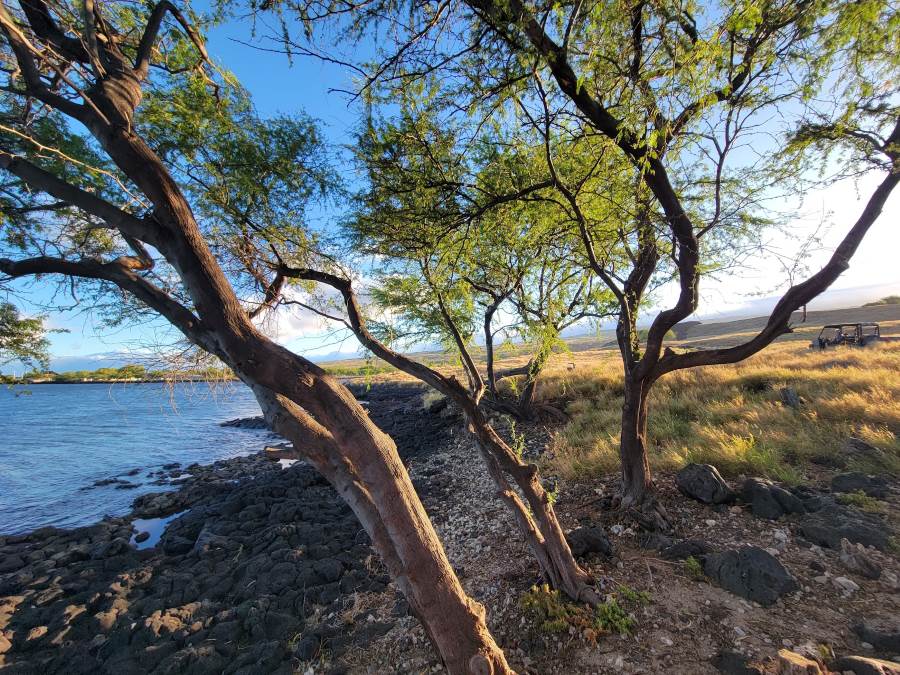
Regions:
[[0, 383, 453, 674], [1, 381, 899, 674]]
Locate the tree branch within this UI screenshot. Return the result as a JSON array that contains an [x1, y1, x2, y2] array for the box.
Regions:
[[0, 254, 214, 349]]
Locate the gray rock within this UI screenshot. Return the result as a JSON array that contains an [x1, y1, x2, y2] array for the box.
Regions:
[[840, 538, 882, 580], [220, 416, 268, 430], [780, 387, 803, 409], [843, 437, 887, 464], [676, 464, 736, 504], [312, 558, 344, 583], [832, 473, 889, 498], [293, 634, 322, 662], [742, 478, 805, 520], [0, 554, 25, 573], [660, 539, 712, 561], [712, 649, 765, 674], [703, 545, 798, 606], [567, 526, 614, 558]]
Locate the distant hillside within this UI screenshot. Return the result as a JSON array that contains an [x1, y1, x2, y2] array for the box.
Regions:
[[674, 303, 900, 341]]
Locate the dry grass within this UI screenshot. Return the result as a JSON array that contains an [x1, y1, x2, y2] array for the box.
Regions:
[[541, 340, 900, 482]]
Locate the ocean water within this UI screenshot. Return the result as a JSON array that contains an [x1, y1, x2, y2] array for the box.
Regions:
[[0, 382, 267, 535]]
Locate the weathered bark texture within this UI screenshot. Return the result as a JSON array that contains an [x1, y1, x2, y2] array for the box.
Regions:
[[0, 3, 513, 671]]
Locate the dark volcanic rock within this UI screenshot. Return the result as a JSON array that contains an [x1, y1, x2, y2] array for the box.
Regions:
[[798, 504, 891, 551], [660, 539, 712, 561], [220, 415, 268, 429], [703, 545, 798, 606], [676, 464, 736, 504], [831, 472, 889, 498], [741, 478, 805, 520], [712, 650, 765, 675], [853, 622, 900, 653], [566, 526, 613, 558], [0, 382, 463, 674]]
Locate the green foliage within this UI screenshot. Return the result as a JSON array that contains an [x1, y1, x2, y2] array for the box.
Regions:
[[616, 584, 651, 606], [836, 490, 885, 513], [520, 584, 647, 640], [684, 556, 705, 581], [0, 303, 54, 370], [594, 598, 636, 636]]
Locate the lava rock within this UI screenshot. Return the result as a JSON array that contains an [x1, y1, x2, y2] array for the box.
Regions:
[[566, 526, 614, 558], [293, 634, 322, 662], [220, 416, 268, 430], [843, 437, 887, 465], [742, 478, 805, 520], [853, 623, 900, 653], [798, 504, 890, 551], [839, 538, 882, 580], [703, 545, 798, 606], [712, 650, 765, 675], [831, 473, 889, 498], [676, 464, 736, 505], [660, 539, 712, 561]]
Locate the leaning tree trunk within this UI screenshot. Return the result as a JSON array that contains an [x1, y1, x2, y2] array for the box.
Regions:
[[466, 405, 602, 604], [244, 363, 513, 675]]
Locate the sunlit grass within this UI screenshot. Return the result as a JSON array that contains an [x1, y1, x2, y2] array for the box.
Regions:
[[540, 341, 900, 482]]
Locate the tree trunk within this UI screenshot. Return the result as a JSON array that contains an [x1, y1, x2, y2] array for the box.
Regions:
[[618, 375, 671, 531], [249, 376, 513, 675], [466, 406, 602, 604]]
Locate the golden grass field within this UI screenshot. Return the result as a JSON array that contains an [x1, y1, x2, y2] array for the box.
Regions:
[[323, 305, 900, 482], [540, 338, 900, 482]]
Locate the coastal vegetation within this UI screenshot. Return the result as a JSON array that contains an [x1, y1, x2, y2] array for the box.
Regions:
[[0, 0, 897, 672], [0, 302, 53, 369]]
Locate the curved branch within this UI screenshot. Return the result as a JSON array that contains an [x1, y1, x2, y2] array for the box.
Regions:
[[134, 0, 210, 79], [654, 165, 900, 377], [0, 255, 213, 350], [279, 266, 469, 400], [0, 150, 159, 243]]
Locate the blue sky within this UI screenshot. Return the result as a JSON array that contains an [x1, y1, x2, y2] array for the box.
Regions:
[[4, 9, 900, 371]]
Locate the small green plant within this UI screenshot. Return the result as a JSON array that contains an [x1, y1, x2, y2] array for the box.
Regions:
[[616, 584, 651, 605], [520, 584, 575, 634], [546, 483, 559, 505], [594, 598, 635, 635], [816, 643, 834, 661], [521, 584, 646, 641], [684, 555, 705, 581], [836, 490, 885, 512], [508, 418, 527, 460]]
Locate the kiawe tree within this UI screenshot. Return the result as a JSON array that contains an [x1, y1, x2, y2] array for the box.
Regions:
[[0, 1, 512, 672], [259, 0, 899, 525], [278, 105, 614, 605]]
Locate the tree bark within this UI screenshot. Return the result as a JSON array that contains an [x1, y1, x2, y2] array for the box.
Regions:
[[251, 384, 512, 675], [619, 376, 652, 507]]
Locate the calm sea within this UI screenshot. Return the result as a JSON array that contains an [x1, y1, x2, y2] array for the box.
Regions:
[[0, 382, 267, 535]]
